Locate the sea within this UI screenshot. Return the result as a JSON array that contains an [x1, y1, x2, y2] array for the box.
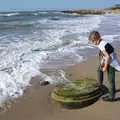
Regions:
[[0, 11, 120, 105]]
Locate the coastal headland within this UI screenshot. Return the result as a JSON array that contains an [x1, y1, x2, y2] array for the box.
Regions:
[[61, 4, 120, 14]]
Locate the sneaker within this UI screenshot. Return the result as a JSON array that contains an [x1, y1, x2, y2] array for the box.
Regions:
[[102, 96, 114, 102], [99, 85, 108, 93]]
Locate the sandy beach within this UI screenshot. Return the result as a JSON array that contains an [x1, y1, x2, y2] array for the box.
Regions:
[[0, 49, 120, 120]]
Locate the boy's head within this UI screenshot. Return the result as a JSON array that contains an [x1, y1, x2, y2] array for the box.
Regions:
[[89, 31, 101, 45]]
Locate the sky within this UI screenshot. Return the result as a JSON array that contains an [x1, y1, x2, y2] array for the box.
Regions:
[[0, 0, 120, 12]]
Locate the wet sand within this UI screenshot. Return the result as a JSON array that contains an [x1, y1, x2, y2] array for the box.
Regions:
[[0, 50, 120, 120]]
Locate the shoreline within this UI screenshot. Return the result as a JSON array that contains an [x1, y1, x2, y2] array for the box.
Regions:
[[61, 9, 120, 15], [61, 5, 120, 14], [0, 48, 120, 120]]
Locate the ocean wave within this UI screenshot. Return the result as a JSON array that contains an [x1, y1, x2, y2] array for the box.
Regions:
[[0, 40, 76, 106], [0, 17, 51, 30], [0, 19, 43, 30], [0, 11, 48, 18], [0, 22, 34, 30], [38, 11, 49, 14], [0, 12, 20, 17], [49, 16, 61, 21]]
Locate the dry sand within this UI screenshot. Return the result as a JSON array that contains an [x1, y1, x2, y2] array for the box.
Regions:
[[0, 50, 120, 120]]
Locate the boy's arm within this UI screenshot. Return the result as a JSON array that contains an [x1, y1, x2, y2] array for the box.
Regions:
[[101, 50, 110, 72]]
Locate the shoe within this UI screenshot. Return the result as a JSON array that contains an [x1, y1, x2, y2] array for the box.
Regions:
[[102, 96, 114, 102], [99, 85, 108, 94], [40, 81, 50, 86]]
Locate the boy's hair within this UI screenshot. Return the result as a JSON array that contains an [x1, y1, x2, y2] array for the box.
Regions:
[[89, 31, 101, 41]]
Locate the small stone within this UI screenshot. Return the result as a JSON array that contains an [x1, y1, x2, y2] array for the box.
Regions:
[[40, 81, 50, 86]]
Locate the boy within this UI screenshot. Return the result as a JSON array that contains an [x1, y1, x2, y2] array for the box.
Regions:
[[89, 31, 120, 102]]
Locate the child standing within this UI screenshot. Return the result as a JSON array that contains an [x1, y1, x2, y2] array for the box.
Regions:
[[89, 31, 120, 102]]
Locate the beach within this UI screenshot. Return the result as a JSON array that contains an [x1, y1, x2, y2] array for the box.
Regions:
[[0, 10, 120, 120], [1, 1, 120, 120], [0, 49, 120, 120]]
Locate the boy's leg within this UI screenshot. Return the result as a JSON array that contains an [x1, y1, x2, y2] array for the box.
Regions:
[[107, 66, 116, 100], [97, 66, 104, 86]]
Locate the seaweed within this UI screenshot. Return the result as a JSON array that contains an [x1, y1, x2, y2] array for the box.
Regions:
[[54, 78, 98, 98]]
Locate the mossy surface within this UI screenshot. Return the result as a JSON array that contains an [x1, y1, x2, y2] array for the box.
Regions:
[[51, 78, 107, 108], [54, 78, 98, 98]]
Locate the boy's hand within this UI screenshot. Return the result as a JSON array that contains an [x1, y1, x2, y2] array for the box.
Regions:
[[102, 67, 107, 72], [100, 50, 110, 72], [100, 64, 107, 72]]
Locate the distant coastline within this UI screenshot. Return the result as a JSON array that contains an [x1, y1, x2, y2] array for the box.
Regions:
[[61, 4, 120, 14]]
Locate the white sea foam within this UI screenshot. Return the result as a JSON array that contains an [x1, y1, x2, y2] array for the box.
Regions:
[[0, 13, 20, 17], [38, 11, 49, 14], [37, 19, 49, 24], [102, 35, 120, 42]]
